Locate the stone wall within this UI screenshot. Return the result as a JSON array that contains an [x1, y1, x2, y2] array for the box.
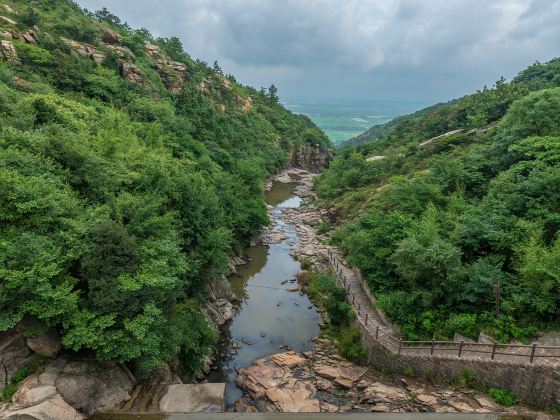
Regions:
[[356, 325, 560, 407]]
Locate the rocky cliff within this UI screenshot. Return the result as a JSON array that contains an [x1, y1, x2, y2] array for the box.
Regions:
[[289, 144, 332, 172]]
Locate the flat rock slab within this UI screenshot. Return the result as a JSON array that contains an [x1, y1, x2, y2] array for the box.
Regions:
[[159, 383, 225, 413]]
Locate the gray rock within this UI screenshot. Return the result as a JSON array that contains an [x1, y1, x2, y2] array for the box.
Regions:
[[55, 360, 134, 415]]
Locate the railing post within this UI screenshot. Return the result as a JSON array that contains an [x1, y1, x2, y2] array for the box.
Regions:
[[458, 341, 464, 358], [530, 343, 537, 363], [365, 313, 368, 325], [398, 341, 402, 355], [352, 295, 355, 304], [375, 325, 379, 339], [430, 340, 435, 355], [491, 342, 497, 360]]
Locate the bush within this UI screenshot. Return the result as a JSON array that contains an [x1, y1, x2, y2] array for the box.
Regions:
[[488, 388, 517, 406], [316, 219, 332, 235], [325, 287, 352, 326], [337, 326, 367, 364], [300, 258, 312, 270], [306, 271, 337, 304]]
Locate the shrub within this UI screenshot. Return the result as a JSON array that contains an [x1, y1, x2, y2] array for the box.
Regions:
[[337, 327, 367, 364], [300, 258, 312, 270], [488, 388, 517, 406], [316, 219, 332, 235]]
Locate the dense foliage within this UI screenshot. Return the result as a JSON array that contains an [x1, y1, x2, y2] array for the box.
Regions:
[[316, 59, 560, 342], [0, 0, 329, 372], [306, 271, 366, 363]]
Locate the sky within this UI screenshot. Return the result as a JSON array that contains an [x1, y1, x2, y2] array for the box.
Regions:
[[76, 0, 560, 103]]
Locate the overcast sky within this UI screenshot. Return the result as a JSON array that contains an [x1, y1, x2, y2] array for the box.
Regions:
[[76, 0, 560, 103]]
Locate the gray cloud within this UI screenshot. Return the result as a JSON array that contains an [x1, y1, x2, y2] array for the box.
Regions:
[[76, 0, 560, 102]]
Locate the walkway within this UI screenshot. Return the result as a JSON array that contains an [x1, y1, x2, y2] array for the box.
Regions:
[[326, 249, 560, 366]]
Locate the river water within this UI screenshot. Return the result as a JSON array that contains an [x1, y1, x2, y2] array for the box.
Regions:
[[206, 181, 321, 409]]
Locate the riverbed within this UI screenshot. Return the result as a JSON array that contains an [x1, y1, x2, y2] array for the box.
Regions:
[[206, 180, 321, 409]]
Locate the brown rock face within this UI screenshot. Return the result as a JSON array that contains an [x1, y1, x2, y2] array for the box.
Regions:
[[154, 58, 187, 94], [101, 28, 123, 45], [61, 37, 106, 63], [144, 44, 188, 93], [119, 61, 146, 85]]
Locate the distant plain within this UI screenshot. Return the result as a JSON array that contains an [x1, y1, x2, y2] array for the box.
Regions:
[[284, 100, 429, 143]]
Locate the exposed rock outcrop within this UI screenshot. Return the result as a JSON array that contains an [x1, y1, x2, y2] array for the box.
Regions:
[[61, 37, 106, 63], [1, 29, 38, 44], [4, 394, 85, 420], [0, 39, 19, 64], [289, 144, 332, 172], [234, 338, 539, 415], [203, 275, 238, 330], [119, 61, 146, 85], [104, 43, 135, 60], [145, 44, 188, 93], [101, 28, 123, 45], [3, 358, 135, 417]]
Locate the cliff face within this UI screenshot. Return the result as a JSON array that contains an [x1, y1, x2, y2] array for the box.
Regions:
[[289, 144, 333, 172]]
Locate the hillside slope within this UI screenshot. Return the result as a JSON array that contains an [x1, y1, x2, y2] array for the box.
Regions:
[[0, 0, 330, 374], [316, 58, 560, 342]]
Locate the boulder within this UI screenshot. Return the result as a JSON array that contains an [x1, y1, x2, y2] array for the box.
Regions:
[[22, 30, 38, 44], [55, 360, 134, 415], [207, 275, 237, 302], [101, 28, 123, 45], [26, 328, 61, 358], [4, 394, 84, 420]]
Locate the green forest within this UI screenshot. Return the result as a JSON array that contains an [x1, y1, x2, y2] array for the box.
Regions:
[[0, 0, 329, 373], [316, 58, 560, 342]]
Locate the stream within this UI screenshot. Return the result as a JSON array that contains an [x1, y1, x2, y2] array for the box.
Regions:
[[206, 180, 321, 409]]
